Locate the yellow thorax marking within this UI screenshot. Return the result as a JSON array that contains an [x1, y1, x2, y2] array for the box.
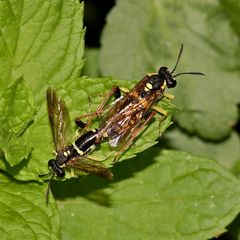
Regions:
[[161, 80, 167, 90], [147, 73, 156, 76], [63, 150, 71, 157], [144, 82, 153, 92], [146, 83, 153, 89]]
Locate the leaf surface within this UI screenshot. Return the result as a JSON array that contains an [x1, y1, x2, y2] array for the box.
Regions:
[[159, 128, 240, 171], [0, 175, 60, 240], [0, 77, 35, 166], [0, 0, 85, 100], [0, 0, 85, 179], [55, 150, 240, 240]]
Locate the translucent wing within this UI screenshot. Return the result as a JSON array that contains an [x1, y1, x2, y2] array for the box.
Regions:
[[47, 87, 72, 152], [101, 101, 145, 148], [67, 158, 113, 180]]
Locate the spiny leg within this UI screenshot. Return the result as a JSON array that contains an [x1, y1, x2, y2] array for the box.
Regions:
[[151, 105, 168, 121], [113, 111, 156, 163], [75, 86, 122, 129], [150, 105, 169, 136], [75, 86, 130, 129], [86, 152, 113, 162]]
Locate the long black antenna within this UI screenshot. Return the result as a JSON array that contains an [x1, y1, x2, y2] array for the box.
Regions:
[[45, 174, 54, 205], [171, 43, 184, 74], [173, 72, 205, 78]]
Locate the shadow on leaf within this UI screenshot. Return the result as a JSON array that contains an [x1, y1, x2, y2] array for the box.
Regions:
[[52, 146, 162, 206]]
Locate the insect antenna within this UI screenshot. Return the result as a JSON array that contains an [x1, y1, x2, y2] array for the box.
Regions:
[[173, 71, 205, 78], [170, 44, 205, 77], [39, 172, 54, 205], [171, 43, 184, 74], [45, 174, 54, 205]]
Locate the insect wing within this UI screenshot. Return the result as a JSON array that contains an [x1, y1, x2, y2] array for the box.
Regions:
[[47, 87, 72, 151], [109, 109, 143, 147], [99, 97, 125, 127], [99, 75, 149, 131], [104, 101, 146, 147], [67, 158, 113, 180]]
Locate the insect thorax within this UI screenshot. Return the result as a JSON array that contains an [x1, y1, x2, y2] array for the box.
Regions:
[[146, 74, 165, 91], [55, 149, 71, 166]]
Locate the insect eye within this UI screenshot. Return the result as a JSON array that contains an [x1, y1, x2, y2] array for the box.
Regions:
[[48, 159, 65, 177], [166, 78, 177, 88], [48, 159, 56, 169]]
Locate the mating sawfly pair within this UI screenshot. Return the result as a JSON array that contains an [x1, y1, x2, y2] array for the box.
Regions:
[[40, 44, 204, 192]]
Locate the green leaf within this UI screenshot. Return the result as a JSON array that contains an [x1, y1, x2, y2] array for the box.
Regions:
[[100, 0, 154, 80], [219, 0, 240, 36], [0, 175, 60, 240], [0, 0, 85, 103], [55, 150, 240, 240], [82, 48, 100, 77], [159, 128, 240, 172], [0, 77, 35, 166], [100, 0, 240, 140], [12, 77, 176, 181], [0, 0, 85, 178]]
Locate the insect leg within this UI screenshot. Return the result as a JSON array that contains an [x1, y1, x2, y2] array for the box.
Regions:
[[75, 119, 87, 128], [114, 86, 122, 99], [113, 111, 156, 162], [151, 105, 170, 136], [150, 105, 168, 117], [150, 106, 168, 135], [119, 87, 129, 94], [75, 86, 121, 129], [86, 152, 112, 162], [163, 92, 175, 100]]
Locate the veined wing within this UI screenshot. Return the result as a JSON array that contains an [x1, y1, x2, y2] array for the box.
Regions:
[[107, 103, 145, 147], [47, 87, 72, 152], [67, 158, 113, 180], [99, 75, 151, 129], [99, 92, 135, 128]]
